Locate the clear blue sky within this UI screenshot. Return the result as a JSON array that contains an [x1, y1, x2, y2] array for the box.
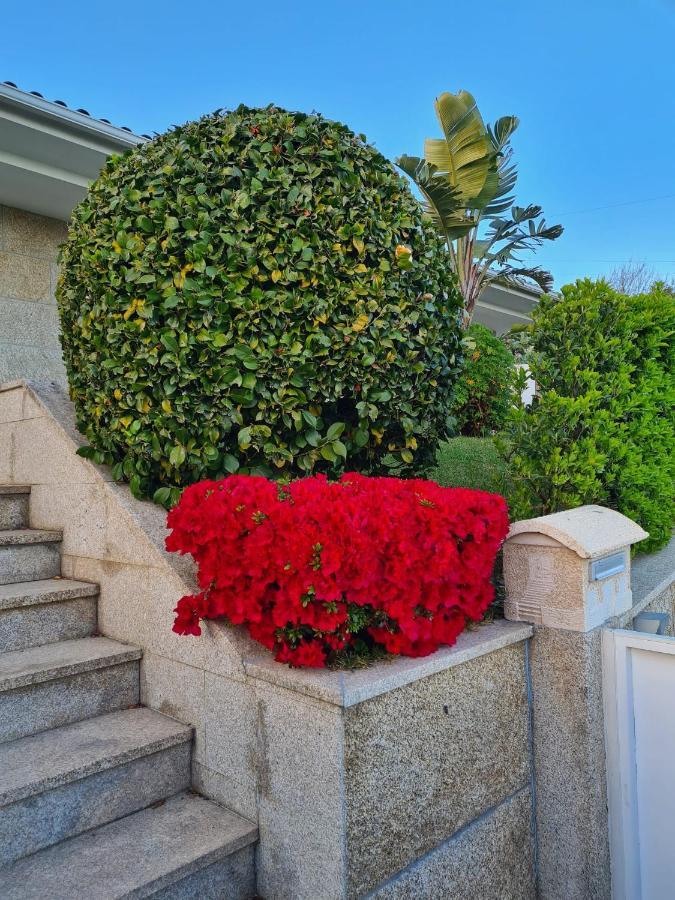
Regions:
[[5, 0, 675, 287]]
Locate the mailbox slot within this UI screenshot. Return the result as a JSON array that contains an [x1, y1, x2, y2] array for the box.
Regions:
[[590, 551, 626, 582]]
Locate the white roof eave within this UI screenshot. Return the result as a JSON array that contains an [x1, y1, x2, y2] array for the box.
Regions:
[[0, 82, 146, 220]]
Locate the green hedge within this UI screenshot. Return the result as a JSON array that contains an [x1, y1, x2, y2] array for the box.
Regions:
[[452, 323, 517, 436], [432, 436, 510, 495], [57, 105, 463, 505], [504, 279, 675, 552]]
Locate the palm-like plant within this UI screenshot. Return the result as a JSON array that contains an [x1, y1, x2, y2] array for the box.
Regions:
[[397, 91, 563, 325]]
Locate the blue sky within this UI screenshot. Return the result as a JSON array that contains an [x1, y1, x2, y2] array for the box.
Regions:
[[5, 0, 675, 287]]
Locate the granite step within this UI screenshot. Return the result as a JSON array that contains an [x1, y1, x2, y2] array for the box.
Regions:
[[0, 487, 30, 530], [0, 637, 141, 743], [0, 791, 258, 900], [0, 579, 99, 653], [0, 707, 193, 865], [0, 530, 62, 585]]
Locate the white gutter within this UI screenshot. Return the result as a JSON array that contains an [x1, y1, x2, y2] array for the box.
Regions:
[[0, 82, 144, 150]]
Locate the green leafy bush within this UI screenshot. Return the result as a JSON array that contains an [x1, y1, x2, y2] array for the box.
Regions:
[[57, 105, 463, 505], [503, 279, 675, 552], [452, 323, 517, 436]]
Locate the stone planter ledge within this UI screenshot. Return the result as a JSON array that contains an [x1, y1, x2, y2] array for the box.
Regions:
[[242, 619, 533, 707]]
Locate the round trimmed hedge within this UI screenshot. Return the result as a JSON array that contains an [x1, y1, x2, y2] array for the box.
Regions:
[[57, 104, 463, 505]]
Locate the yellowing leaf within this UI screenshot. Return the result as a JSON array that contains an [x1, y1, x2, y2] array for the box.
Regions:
[[352, 314, 370, 332], [271, 269, 283, 283], [112, 241, 123, 253], [352, 238, 365, 254], [123, 298, 145, 321], [162, 399, 173, 414], [354, 263, 368, 274], [113, 389, 123, 400], [120, 416, 133, 428], [174, 263, 193, 289]]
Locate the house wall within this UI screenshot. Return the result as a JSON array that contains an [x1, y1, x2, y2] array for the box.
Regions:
[[0, 204, 67, 384]]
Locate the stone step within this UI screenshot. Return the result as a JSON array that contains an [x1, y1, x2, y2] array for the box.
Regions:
[[0, 487, 30, 531], [0, 637, 141, 743], [0, 791, 258, 900], [0, 579, 99, 653], [0, 707, 193, 865], [0, 530, 62, 585]]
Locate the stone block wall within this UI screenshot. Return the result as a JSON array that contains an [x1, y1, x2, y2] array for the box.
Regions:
[[245, 627, 535, 899], [0, 379, 537, 899], [0, 205, 67, 383]]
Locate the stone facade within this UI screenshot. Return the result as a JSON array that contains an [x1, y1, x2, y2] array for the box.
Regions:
[[0, 205, 67, 384]]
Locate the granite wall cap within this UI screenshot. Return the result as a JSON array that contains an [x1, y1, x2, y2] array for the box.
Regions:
[[243, 620, 533, 707], [507, 505, 648, 559]]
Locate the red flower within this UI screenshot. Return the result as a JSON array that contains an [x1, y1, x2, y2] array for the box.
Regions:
[[166, 474, 509, 668]]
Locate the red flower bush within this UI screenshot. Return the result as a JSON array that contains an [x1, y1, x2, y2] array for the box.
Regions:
[[166, 474, 509, 668]]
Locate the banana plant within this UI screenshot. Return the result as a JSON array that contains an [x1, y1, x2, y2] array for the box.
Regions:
[[397, 91, 563, 325]]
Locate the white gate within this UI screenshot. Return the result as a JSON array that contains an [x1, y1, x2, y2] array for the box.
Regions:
[[603, 627, 675, 899]]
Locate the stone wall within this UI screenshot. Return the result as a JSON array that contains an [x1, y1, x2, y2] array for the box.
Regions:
[[0, 378, 537, 899], [0, 205, 67, 383]]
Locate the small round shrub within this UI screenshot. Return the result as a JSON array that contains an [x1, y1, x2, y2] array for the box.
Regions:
[[57, 105, 463, 505], [452, 323, 516, 436]]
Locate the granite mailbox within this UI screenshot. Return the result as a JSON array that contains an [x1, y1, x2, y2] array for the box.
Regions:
[[503, 504, 648, 632]]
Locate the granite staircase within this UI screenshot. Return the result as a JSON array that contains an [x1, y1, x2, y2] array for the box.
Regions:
[[0, 486, 258, 899]]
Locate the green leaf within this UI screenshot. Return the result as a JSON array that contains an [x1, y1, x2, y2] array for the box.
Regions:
[[129, 474, 143, 498], [320, 444, 337, 461], [169, 445, 186, 466], [153, 486, 172, 506], [223, 453, 240, 473], [160, 333, 179, 353], [326, 422, 345, 441], [354, 428, 369, 448], [381, 454, 402, 468]]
